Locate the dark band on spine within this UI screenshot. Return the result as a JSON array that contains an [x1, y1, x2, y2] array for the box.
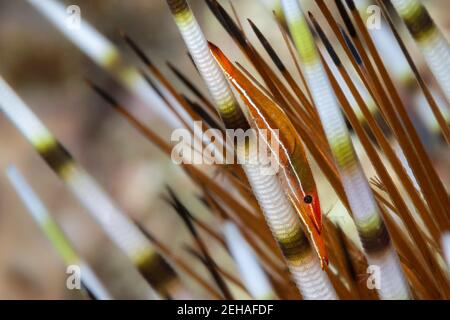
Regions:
[[167, 0, 188, 16], [39, 142, 74, 175], [277, 228, 311, 263], [138, 253, 177, 291], [358, 221, 391, 254], [404, 6, 435, 40]]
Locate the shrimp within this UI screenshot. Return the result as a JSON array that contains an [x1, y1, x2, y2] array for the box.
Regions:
[[209, 43, 328, 268]]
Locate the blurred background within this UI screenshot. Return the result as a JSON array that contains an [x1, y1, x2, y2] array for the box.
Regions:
[[0, 0, 448, 299]]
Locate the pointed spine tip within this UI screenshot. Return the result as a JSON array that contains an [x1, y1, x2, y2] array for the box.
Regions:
[[86, 79, 119, 108], [308, 12, 341, 66], [122, 32, 153, 67], [340, 26, 362, 65], [247, 18, 285, 71]]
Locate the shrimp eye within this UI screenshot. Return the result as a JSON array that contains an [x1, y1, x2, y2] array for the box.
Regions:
[[304, 195, 313, 204]]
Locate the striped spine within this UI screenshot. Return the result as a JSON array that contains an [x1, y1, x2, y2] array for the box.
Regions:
[[242, 148, 337, 299], [391, 0, 450, 103], [6, 165, 114, 300], [0, 76, 171, 296], [281, 0, 410, 299], [166, 0, 247, 131], [223, 221, 276, 299], [167, 0, 337, 299], [356, 0, 412, 83], [26, 0, 181, 129]]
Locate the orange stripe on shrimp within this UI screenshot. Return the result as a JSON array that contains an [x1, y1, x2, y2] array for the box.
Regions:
[[209, 42, 328, 267]]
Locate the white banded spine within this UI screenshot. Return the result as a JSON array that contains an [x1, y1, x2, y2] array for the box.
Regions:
[[168, 0, 338, 299], [27, 0, 181, 129], [6, 165, 114, 300], [223, 221, 276, 299], [241, 142, 337, 300], [391, 0, 450, 103], [281, 0, 410, 299], [167, 0, 245, 129], [0, 77, 173, 295]]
